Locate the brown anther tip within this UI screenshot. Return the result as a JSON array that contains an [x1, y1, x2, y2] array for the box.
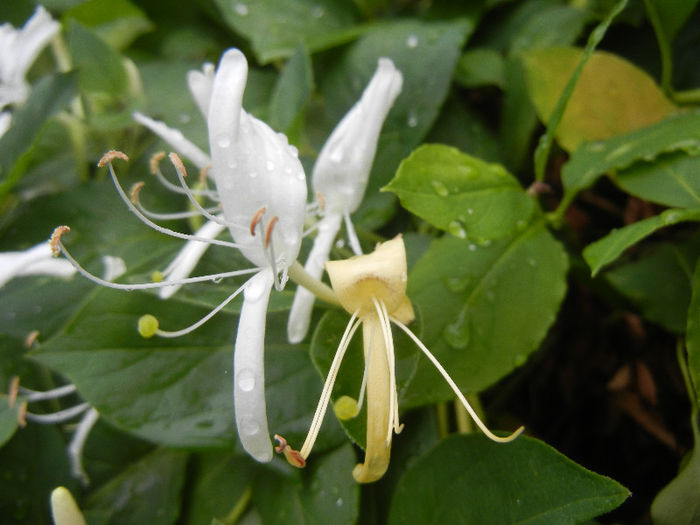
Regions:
[[17, 401, 27, 427], [98, 150, 129, 167], [265, 216, 279, 248], [168, 152, 187, 177], [49, 226, 70, 256], [250, 207, 266, 236], [8, 376, 20, 408], [149, 151, 166, 174], [274, 435, 306, 468], [199, 165, 211, 185], [24, 330, 39, 349], [129, 182, 145, 204], [526, 181, 552, 197], [316, 192, 326, 211]]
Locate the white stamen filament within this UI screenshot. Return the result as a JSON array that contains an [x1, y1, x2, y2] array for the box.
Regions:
[[154, 280, 247, 338], [343, 210, 363, 256], [25, 402, 90, 424], [19, 383, 77, 401], [299, 310, 362, 459], [354, 324, 373, 416], [68, 408, 99, 484], [373, 297, 400, 442], [135, 200, 221, 221], [151, 163, 219, 199], [391, 318, 524, 443]]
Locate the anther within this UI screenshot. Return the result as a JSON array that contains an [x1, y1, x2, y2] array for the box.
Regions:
[[274, 434, 306, 468], [130, 182, 145, 204], [169, 152, 187, 177], [50, 226, 70, 256], [250, 207, 266, 236], [17, 401, 27, 427], [199, 165, 211, 185], [316, 191, 325, 211], [149, 151, 166, 174], [98, 150, 129, 167], [25, 330, 39, 349], [8, 376, 19, 408], [265, 216, 279, 248]]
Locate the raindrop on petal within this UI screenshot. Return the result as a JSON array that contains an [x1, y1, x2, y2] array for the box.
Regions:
[[237, 369, 256, 392]]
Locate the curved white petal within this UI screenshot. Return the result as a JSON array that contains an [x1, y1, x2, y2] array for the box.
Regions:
[[313, 58, 403, 214], [159, 220, 226, 299], [208, 49, 307, 271], [133, 111, 211, 170], [234, 268, 274, 462], [0, 242, 75, 288], [287, 213, 342, 343], [187, 63, 215, 118], [15, 6, 60, 78], [0, 111, 11, 138]]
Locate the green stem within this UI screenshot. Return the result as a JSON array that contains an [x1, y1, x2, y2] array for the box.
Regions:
[[436, 402, 449, 439], [643, 0, 673, 97], [222, 486, 252, 525], [673, 88, 700, 105], [676, 339, 700, 444], [288, 261, 340, 306]]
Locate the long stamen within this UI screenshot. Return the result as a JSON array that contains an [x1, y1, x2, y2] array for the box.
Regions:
[[130, 181, 221, 221], [343, 210, 362, 256], [68, 407, 99, 484], [25, 402, 90, 424], [51, 228, 259, 291], [150, 152, 218, 199], [19, 383, 77, 402], [391, 318, 524, 443], [99, 152, 241, 249], [372, 298, 400, 442], [146, 280, 248, 338]]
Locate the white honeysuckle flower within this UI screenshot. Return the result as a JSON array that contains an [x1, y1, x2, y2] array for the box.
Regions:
[[0, 241, 75, 288], [275, 237, 523, 482], [49, 48, 322, 463], [187, 62, 215, 117], [0, 6, 60, 111], [0, 110, 11, 138], [50, 486, 86, 525], [287, 58, 403, 344]]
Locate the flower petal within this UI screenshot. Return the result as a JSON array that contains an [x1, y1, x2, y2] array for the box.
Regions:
[[234, 268, 275, 462], [187, 63, 215, 118], [0, 242, 75, 288]]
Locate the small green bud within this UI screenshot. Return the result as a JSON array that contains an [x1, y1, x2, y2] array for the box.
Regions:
[[138, 314, 159, 338]]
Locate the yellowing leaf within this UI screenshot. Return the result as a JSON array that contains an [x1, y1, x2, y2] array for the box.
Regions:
[[523, 47, 676, 151]]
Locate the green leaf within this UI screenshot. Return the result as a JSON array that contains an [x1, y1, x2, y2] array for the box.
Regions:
[[613, 151, 700, 208], [454, 48, 505, 89], [646, 0, 699, 42], [386, 144, 535, 244], [388, 434, 629, 525], [651, 445, 700, 525], [403, 222, 568, 406], [607, 237, 700, 333], [269, 45, 314, 134], [0, 72, 77, 197], [560, 110, 700, 209], [253, 444, 359, 525], [83, 448, 188, 525], [524, 46, 676, 153], [63, 0, 154, 50], [213, 0, 364, 64], [0, 394, 23, 447], [583, 207, 700, 276], [67, 21, 128, 96]]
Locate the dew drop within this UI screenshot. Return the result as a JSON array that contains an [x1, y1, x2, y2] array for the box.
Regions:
[[527, 257, 537, 267], [178, 113, 191, 124], [587, 141, 605, 152], [312, 4, 325, 17], [237, 369, 256, 392], [216, 133, 231, 148], [296, 171, 305, 180], [266, 160, 275, 171], [515, 219, 528, 231], [444, 273, 472, 293], [248, 171, 258, 179], [405, 34, 419, 48], [233, 2, 249, 15], [335, 498, 344, 507], [330, 149, 343, 163], [468, 243, 477, 252], [227, 159, 238, 169], [443, 314, 470, 349], [513, 353, 527, 367], [240, 417, 259, 435], [288, 144, 299, 157], [407, 109, 418, 127], [467, 208, 474, 215], [664, 211, 679, 224], [447, 220, 467, 239], [431, 180, 449, 197]]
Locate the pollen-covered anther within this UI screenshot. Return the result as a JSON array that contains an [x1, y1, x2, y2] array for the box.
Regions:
[[265, 216, 279, 248], [274, 434, 306, 468], [149, 151, 166, 174], [129, 182, 145, 204], [199, 165, 211, 184], [17, 401, 27, 427], [97, 150, 129, 168], [8, 376, 20, 408], [316, 191, 325, 211], [168, 152, 187, 177], [25, 330, 40, 349], [50, 225, 70, 257], [249, 207, 266, 236]]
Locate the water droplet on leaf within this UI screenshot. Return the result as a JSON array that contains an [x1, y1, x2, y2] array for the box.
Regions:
[[447, 220, 468, 239], [405, 34, 419, 48], [431, 180, 449, 197]]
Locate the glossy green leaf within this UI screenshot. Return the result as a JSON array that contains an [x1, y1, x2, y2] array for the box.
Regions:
[[523, 46, 675, 152], [646, 0, 700, 42], [213, 0, 364, 64], [607, 238, 700, 333], [613, 151, 700, 208], [386, 144, 535, 243], [63, 0, 154, 50], [253, 444, 359, 525], [269, 45, 314, 134], [0, 72, 77, 197], [388, 434, 629, 525], [403, 222, 568, 406], [83, 448, 188, 525], [560, 110, 700, 208], [651, 444, 700, 525], [583, 208, 700, 276]]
